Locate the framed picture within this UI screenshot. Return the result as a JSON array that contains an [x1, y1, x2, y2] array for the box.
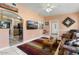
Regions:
[[27, 20, 38, 29], [0, 21, 10, 29], [62, 17, 75, 27], [45, 22, 49, 25]]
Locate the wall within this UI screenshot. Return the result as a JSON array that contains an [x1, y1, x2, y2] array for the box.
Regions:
[[0, 29, 9, 48], [16, 4, 44, 41], [44, 12, 79, 35], [1, 3, 79, 48]]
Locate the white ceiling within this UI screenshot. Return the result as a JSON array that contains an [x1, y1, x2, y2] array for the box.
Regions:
[[20, 3, 79, 16]]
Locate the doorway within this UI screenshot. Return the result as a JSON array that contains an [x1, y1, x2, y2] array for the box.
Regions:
[[0, 10, 23, 46], [9, 18, 23, 46], [50, 20, 60, 39]]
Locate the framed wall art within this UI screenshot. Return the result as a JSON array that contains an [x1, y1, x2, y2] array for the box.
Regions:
[[62, 17, 75, 27], [27, 20, 38, 29]]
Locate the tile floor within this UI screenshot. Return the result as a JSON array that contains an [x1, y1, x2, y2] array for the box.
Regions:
[[0, 47, 26, 55]]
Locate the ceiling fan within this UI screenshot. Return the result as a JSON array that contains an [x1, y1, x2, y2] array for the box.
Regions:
[[41, 3, 56, 13]]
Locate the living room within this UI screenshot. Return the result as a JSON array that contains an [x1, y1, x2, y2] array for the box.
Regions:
[[0, 3, 79, 55]]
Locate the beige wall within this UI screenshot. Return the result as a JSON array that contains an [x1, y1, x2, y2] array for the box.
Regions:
[[16, 4, 44, 41], [1, 4, 79, 48], [0, 4, 44, 49], [44, 12, 79, 35], [0, 29, 9, 48]]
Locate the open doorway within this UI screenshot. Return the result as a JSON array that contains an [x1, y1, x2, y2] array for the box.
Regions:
[[0, 10, 23, 46], [13, 18, 23, 45], [9, 18, 23, 46]]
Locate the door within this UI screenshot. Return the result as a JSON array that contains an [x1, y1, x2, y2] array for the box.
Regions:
[[51, 21, 60, 39]]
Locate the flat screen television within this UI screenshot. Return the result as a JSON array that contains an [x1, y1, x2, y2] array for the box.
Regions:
[[27, 20, 38, 29]]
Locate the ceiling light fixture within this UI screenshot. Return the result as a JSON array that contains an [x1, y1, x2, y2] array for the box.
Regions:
[[42, 3, 56, 13]]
